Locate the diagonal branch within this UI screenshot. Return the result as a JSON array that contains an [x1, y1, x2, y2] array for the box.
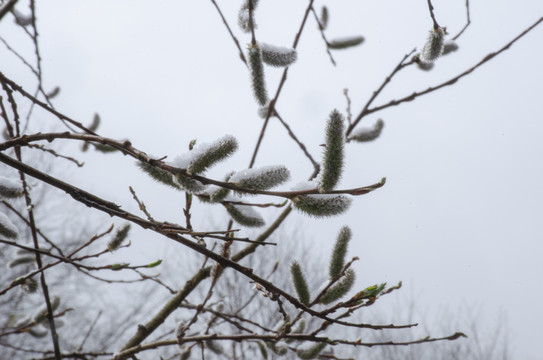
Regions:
[[360, 16, 543, 119]]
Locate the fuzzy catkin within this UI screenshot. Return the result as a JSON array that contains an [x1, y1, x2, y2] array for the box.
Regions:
[[319, 269, 355, 304], [422, 27, 445, 62], [137, 162, 180, 189], [0, 212, 19, 239], [224, 203, 265, 227], [319, 6, 328, 30], [0, 176, 23, 198], [318, 109, 345, 192], [328, 36, 364, 49], [296, 342, 327, 359], [442, 41, 459, 55], [348, 119, 385, 142], [108, 224, 131, 251], [260, 42, 297, 67], [290, 261, 311, 305], [185, 136, 238, 175], [175, 174, 206, 194], [248, 44, 269, 106], [229, 165, 290, 192], [293, 194, 352, 217], [329, 226, 351, 279]]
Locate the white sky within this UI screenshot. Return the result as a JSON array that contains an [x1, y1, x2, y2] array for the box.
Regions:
[[2, 1, 542, 358]]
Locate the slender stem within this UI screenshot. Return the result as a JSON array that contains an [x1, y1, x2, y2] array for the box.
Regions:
[[248, 0, 315, 168], [426, 0, 440, 29]]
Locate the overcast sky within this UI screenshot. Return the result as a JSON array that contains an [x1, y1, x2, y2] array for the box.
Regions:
[[2, 1, 542, 358]]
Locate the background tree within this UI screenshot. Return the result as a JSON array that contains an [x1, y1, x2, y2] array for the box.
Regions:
[[0, 1, 541, 359]]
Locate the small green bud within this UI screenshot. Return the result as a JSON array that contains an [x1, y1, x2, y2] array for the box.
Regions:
[[146, 259, 162, 268], [290, 261, 311, 305]]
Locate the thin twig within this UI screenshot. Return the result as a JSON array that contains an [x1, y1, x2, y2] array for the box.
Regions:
[[248, 0, 316, 168], [426, 0, 440, 29], [113, 332, 467, 360], [360, 16, 543, 118], [310, 6, 336, 66], [209, 0, 247, 64], [452, 0, 471, 40], [0, 131, 385, 199], [346, 49, 416, 137]]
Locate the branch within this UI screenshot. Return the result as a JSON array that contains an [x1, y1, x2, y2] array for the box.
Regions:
[[426, 0, 440, 29], [346, 49, 416, 137], [248, 0, 316, 168], [209, 0, 247, 64], [0, 132, 385, 199], [361, 16, 543, 118], [0, 0, 19, 22], [113, 332, 467, 360], [452, 0, 471, 40]]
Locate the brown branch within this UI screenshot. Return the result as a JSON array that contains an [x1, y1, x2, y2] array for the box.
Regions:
[[360, 16, 543, 119], [0, 154, 412, 341], [248, 0, 316, 168], [209, 0, 247, 64], [0, 131, 384, 199], [452, 0, 471, 41], [0, 72, 97, 134], [426, 0, 440, 29], [275, 110, 320, 173], [0, 36, 40, 77], [0, 0, 19, 21], [310, 6, 336, 66], [346, 49, 416, 137], [113, 332, 467, 360]]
